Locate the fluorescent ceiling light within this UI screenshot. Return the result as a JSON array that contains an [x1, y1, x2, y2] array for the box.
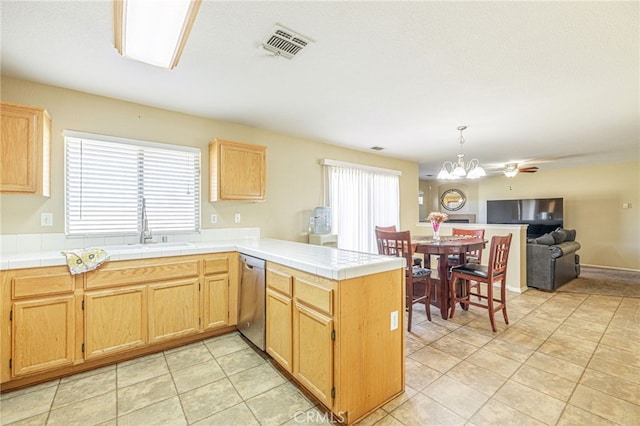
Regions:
[[114, 0, 201, 69]]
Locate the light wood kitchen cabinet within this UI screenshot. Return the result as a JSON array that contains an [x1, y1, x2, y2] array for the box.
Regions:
[[267, 263, 336, 407], [1, 267, 77, 382], [0, 101, 51, 196], [148, 278, 199, 343], [203, 275, 229, 330], [84, 286, 147, 359], [202, 252, 238, 330], [84, 257, 201, 358], [265, 262, 405, 425], [209, 138, 266, 201], [1, 253, 240, 391], [266, 266, 293, 372], [293, 302, 333, 406], [292, 273, 336, 407]]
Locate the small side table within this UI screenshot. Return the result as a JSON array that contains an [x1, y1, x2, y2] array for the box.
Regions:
[[308, 233, 338, 247]]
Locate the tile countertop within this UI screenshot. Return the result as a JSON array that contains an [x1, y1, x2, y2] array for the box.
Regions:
[[0, 238, 405, 281]]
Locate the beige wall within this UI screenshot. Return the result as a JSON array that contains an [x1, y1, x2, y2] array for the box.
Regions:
[[420, 162, 640, 270], [0, 77, 420, 243], [479, 163, 640, 270]]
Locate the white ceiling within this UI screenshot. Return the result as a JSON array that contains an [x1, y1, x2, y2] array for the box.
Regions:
[[2, 1, 638, 179]]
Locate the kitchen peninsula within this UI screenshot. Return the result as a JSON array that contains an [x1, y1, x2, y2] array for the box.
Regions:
[[1, 235, 405, 425]]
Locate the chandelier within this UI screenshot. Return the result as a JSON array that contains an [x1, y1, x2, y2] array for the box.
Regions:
[[436, 126, 487, 180]]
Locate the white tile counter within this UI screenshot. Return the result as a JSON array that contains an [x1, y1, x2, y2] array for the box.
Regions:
[[0, 237, 404, 281]]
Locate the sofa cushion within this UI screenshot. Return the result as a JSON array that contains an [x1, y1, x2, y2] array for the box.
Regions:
[[551, 229, 567, 244], [533, 233, 555, 245]]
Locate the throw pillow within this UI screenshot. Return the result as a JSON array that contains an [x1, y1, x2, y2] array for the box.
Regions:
[[534, 234, 555, 245], [564, 229, 577, 241], [551, 230, 567, 244]]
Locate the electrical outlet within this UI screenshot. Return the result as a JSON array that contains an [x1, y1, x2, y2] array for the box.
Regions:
[[41, 212, 53, 227], [390, 310, 398, 331], [234, 213, 241, 223], [210, 214, 217, 224]]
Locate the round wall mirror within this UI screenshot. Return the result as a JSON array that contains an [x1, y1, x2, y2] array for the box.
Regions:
[[440, 189, 466, 211]]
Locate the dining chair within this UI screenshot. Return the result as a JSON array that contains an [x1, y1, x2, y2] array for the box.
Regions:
[[447, 228, 485, 299], [375, 229, 432, 331], [448, 228, 485, 265], [448, 233, 512, 332], [375, 225, 422, 267]]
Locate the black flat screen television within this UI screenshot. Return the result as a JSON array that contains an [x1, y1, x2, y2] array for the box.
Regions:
[[487, 198, 563, 238]]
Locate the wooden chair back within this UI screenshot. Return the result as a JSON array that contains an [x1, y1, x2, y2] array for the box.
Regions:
[[375, 228, 432, 329], [486, 233, 512, 281], [375, 225, 397, 232], [375, 229, 412, 268], [452, 228, 485, 263]]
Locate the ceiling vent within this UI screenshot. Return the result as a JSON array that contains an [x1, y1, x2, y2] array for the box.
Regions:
[[262, 24, 314, 59]]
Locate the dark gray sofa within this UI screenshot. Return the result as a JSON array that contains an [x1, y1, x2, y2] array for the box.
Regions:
[[526, 228, 581, 291]]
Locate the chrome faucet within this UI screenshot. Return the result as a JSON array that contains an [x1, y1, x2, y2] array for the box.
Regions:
[[140, 198, 153, 244]]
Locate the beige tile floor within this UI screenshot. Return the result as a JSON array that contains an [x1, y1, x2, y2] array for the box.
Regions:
[[1, 289, 639, 425]]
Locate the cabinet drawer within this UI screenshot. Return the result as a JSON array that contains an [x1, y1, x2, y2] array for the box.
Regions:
[[86, 258, 200, 289], [295, 278, 333, 316], [12, 273, 74, 299], [204, 255, 229, 275], [267, 268, 292, 297]]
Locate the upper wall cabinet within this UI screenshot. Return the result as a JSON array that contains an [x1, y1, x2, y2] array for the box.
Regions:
[[209, 138, 266, 201], [0, 102, 51, 196]]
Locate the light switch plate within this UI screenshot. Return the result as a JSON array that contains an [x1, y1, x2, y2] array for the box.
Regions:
[[234, 213, 241, 223], [390, 310, 398, 331], [41, 212, 53, 227], [210, 214, 217, 224]]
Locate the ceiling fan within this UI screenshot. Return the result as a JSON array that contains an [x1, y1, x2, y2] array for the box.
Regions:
[[503, 163, 539, 177]]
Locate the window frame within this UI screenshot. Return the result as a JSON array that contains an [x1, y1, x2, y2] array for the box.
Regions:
[[63, 130, 201, 238]]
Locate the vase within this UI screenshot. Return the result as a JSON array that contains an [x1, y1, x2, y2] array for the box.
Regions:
[[431, 220, 441, 241]]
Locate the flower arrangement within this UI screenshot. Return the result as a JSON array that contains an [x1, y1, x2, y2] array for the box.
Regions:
[[427, 212, 449, 223], [427, 212, 448, 240]]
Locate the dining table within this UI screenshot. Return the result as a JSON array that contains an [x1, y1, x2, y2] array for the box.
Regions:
[[412, 235, 487, 319]]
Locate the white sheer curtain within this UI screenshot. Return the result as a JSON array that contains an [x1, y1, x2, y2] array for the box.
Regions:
[[324, 160, 400, 253]]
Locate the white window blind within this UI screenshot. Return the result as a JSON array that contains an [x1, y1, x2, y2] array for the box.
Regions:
[[323, 160, 400, 253], [64, 131, 200, 236]]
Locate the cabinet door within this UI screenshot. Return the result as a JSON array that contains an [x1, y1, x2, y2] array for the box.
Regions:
[[266, 289, 293, 372], [148, 278, 199, 343], [202, 274, 229, 330], [293, 302, 334, 407], [0, 102, 50, 196], [11, 295, 75, 377], [209, 139, 266, 201], [84, 286, 147, 359]]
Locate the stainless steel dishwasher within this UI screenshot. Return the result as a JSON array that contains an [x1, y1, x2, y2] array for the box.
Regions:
[[238, 254, 266, 351]]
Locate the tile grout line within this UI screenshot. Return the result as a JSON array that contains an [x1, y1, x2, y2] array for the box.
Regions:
[[554, 294, 628, 425]]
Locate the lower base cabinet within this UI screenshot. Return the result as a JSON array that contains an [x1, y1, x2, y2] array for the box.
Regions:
[[12, 295, 75, 377], [266, 262, 405, 425], [84, 286, 147, 359], [266, 288, 293, 371], [1, 267, 77, 383], [1, 253, 238, 390], [148, 278, 199, 343], [293, 302, 333, 407]]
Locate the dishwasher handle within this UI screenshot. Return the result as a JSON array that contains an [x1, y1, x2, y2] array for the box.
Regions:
[[239, 254, 266, 270]]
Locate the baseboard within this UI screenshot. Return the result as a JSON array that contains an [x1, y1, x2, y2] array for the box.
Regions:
[[581, 264, 640, 273]]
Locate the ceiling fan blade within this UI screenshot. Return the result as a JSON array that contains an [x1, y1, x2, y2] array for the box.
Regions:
[[518, 166, 539, 173]]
